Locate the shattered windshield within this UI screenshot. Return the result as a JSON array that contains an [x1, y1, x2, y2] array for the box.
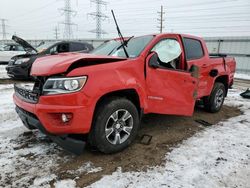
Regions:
[[91, 35, 154, 58]]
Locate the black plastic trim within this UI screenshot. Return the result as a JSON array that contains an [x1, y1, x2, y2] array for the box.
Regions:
[[15, 106, 86, 155]]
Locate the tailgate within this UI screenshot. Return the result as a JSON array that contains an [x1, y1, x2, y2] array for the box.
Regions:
[[225, 57, 236, 73]]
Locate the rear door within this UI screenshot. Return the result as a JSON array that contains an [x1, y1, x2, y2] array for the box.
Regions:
[[182, 37, 211, 98], [146, 37, 198, 116]]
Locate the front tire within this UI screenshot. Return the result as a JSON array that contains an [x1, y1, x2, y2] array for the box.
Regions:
[[89, 98, 140, 154], [204, 82, 226, 113]]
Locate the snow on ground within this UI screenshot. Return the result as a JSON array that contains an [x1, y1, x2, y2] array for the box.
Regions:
[[0, 85, 101, 187], [88, 88, 250, 188], [54, 179, 77, 188], [0, 65, 8, 79], [235, 73, 250, 81], [0, 83, 249, 187]]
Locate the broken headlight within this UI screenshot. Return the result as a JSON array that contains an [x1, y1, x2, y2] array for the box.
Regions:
[[43, 76, 87, 95]]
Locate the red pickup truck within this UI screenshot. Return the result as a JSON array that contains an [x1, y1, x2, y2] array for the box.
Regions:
[[14, 33, 236, 154]]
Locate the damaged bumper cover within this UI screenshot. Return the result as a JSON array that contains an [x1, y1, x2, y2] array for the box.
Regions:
[[15, 106, 86, 155]]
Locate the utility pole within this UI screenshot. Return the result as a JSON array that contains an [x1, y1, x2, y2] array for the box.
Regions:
[[60, 0, 77, 39], [88, 0, 108, 39], [0, 19, 8, 40], [157, 6, 165, 33], [54, 27, 60, 39]]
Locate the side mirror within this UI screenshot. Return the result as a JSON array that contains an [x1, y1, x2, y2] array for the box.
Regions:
[[148, 52, 160, 69], [190, 65, 199, 78]]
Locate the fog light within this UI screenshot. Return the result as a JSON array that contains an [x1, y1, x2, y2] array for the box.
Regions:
[[61, 113, 72, 123]]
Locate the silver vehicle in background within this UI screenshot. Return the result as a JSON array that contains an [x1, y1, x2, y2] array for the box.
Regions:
[[0, 43, 26, 64]]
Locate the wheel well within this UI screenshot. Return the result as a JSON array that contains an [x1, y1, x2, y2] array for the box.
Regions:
[[215, 75, 229, 96], [94, 89, 141, 115]]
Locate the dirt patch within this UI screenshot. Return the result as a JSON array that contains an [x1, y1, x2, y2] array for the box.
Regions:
[[54, 105, 241, 187]]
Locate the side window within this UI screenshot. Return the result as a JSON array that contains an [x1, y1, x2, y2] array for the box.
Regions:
[[3, 45, 11, 51], [49, 46, 57, 54], [16, 45, 24, 51], [57, 43, 69, 53], [183, 38, 204, 60], [11, 45, 16, 51], [70, 43, 87, 52], [151, 39, 182, 69]]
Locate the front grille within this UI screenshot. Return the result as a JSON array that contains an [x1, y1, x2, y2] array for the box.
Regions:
[[14, 84, 39, 103], [14, 77, 47, 103], [33, 76, 47, 94]]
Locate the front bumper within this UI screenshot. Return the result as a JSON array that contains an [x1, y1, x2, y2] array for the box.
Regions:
[[15, 106, 86, 155], [13, 86, 94, 135], [13, 83, 96, 154], [6, 65, 30, 79]]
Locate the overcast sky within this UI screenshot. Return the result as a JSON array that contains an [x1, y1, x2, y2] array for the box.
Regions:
[[0, 0, 250, 39]]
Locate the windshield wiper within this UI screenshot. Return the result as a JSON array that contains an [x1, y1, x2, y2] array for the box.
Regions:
[[111, 10, 129, 58], [116, 36, 134, 51], [108, 36, 134, 56]]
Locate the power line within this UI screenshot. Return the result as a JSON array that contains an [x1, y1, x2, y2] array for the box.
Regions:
[[107, 0, 240, 11], [0, 19, 8, 40], [88, 0, 108, 39], [60, 0, 77, 39], [9, 0, 58, 21], [157, 5, 165, 33], [115, 4, 250, 16], [120, 18, 250, 25]]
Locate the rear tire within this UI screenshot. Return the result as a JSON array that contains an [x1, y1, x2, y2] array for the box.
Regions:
[[89, 97, 140, 154], [204, 82, 226, 113]]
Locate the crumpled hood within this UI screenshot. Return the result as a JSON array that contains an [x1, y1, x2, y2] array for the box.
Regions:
[[31, 53, 127, 76]]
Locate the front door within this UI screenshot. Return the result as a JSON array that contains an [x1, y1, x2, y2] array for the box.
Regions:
[[145, 38, 198, 116]]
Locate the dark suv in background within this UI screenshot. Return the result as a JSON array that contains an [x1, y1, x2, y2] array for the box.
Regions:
[[6, 35, 94, 80]]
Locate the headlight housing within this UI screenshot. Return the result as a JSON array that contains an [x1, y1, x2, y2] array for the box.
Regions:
[[14, 58, 30, 65], [43, 76, 87, 95]]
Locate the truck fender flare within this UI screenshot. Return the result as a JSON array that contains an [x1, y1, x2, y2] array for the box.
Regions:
[[93, 87, 146, 114], [209, 74, 229, 97]]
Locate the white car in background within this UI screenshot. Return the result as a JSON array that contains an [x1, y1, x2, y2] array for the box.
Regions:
[[0, 43, 26, 64]]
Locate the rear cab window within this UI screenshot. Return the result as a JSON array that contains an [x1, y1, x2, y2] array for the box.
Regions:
[[183, 38, 204, 60]]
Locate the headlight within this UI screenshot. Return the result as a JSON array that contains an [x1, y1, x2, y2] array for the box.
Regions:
[[14, 58, 30, 65], [43, 76, 87, 95]]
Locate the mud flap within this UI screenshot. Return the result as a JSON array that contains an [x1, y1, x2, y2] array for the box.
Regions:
[[240, 88, 250, 99]]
